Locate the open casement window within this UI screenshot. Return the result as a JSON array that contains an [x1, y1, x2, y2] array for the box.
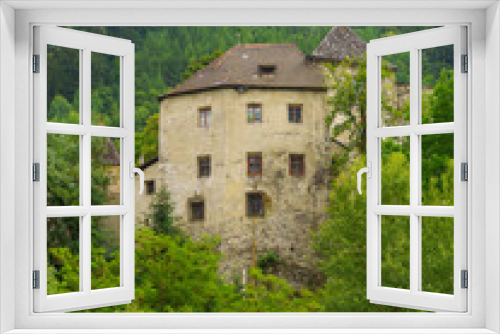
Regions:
[[33, 26, 139, 312], [364, 26, 467, 312]]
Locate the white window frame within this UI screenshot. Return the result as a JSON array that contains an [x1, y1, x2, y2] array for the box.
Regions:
[[366, 26, 467, 312], [33, 26, 136, 313], [0, 1, 498, 333]]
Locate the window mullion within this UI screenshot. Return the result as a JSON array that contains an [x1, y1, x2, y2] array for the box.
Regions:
[[82, 48, 92, 294], [409, 47, 420, 294]]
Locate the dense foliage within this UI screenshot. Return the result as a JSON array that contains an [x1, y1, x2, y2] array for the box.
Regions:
[[47, 188, 323, 312], [46, 98, 115, 260], [317, 55, 455, 311]]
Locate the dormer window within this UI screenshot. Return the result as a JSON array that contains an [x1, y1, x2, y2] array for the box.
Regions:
[[258, 64, 276, 75]]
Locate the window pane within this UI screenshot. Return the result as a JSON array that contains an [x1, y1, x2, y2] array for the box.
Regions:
[[47, 217, 80, 295], [381, 215, 410, 290], [198, 108, 211, 128], [145, 180, 156, 195], [47, 45, 80, 124], [91, 137, 120, 206], [247, 193, 264, 217], [421, 45, 454, 124], [190, 201, 205, 221], [47, 133, 79, 206], [248, 104, 262, 123], [290, 154, 304, 176], [198, 156, 211, 178], [381, 137, 410, 205], [381, 52, 410, 127], [421, 216, 454, 294], [289, 105, 302, 123], [91, 52, 120, 127], [421, 133, 454, 206], [91, 216, 120, 290]]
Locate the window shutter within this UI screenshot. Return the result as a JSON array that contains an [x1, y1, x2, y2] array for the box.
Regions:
[[33, 26, 135, 312], [365, 26, 467, 312]]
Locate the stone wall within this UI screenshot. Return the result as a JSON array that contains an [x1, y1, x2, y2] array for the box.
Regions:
[[134, 161, 162, 224], [158, 88, 332, 286]]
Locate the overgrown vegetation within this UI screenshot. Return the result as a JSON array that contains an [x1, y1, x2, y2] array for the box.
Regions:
[[315, 54, 455, 311], [47, 188, 323, 312]]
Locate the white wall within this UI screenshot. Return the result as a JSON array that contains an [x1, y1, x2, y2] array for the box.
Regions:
[[486, 2, 500, 333], [0, 2, 16, 333]]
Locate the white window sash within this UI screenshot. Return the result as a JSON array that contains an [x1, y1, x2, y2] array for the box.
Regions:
[[366, 26, 467, 312], [32, 26, 136, 313]]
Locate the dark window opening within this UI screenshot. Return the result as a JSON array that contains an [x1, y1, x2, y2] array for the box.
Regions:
[[247, 192, 264, 217], [290, 154, 305, 177], [248, 153, 262, 176], [247, 103, 262, 123], [145, 180, 156, 195], [288, 104, 302, 123], [198, 156, 211, 178], [198, 107, 211, 128], [190, 201, 205, 221], [258, 64, 277, 75]]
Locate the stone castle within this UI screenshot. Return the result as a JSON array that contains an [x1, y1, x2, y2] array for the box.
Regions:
[[134, 27, 369, 285]]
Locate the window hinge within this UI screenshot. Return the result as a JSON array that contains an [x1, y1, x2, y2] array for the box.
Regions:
[[33, 54, 40, 73], [461, 270, 468, 289], [33, 163, 40, 182], [461, 54, 468, 73], [33, 270, 40, 289], [461, 162, 468, 181]]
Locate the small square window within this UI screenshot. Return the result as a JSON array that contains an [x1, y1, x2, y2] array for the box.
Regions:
[[248, 153, 262, 176], [246, 192, 264, 217], [247, 104, 262, 123], [145, 180, 155, 195], [290, 154, 305, 177], [198, 107, 211, 128], [258, 64, 276, 75], [288, 104, 302, 123], [198, 156, 211, 178], [189, 201, 205, 221]]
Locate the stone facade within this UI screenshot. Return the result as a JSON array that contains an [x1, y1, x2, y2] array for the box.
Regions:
[[134, 160, 161, 224], [157, 87, 332, 285]]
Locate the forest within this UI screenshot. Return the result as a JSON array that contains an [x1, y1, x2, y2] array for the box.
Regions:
[[46, 26, 455, 312]]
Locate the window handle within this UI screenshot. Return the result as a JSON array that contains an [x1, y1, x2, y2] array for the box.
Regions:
[[357, 162, 372, 195], [129, 162, 145, 195]]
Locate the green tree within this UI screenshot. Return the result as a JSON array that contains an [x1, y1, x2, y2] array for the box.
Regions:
[[316, 62, 456, 311], [46, 95, 117, 287], [180, 49, 223, 82], [144, 186, 183, 237], [135, 113, 159, 164], [46, 226, 322, 312], [313, 152, 454, 312]]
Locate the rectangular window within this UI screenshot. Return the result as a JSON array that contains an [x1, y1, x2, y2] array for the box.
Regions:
[[246, 192, 264, 217], [247, 103, 262, 123], [198, 107, 211, 128], [198, 155, 211, 178], [190, 201, 205, 221], [289, 154, 305, 176], [247, 153, 262, 176], [288, 104, 302, 123], [145, 180, 155, 195]]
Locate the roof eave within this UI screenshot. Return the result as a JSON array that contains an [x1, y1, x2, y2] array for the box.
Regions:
[[158, 84, 327, 101]]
